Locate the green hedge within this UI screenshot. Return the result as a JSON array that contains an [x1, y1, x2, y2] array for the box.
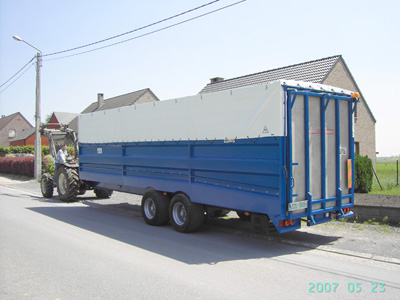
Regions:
[[0, 146, 49, 157], [355, 154, 373, 193]]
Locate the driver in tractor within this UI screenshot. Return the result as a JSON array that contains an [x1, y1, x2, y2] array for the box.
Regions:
[[53, 144, 68, 185]]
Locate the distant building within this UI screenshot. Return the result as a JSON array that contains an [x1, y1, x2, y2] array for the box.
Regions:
[[0, 112, 33, 147], [47, 112, 79, 129], [69, 88, 159, 134], [9, 127, 49, 147], [199, 55, 376, 166], [7, 111, 77, 147]]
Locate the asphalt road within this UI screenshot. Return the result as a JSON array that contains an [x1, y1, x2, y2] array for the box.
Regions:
[[1, 181, 400, 299]]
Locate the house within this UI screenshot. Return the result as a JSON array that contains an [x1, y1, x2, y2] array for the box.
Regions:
[[199, 55, 377, 166], [0, 112, 33, 147], [47, 112, 79, 129], [7, 111, 76, 147], [68, 88, 159, 134], [9, 127, 49, 147]]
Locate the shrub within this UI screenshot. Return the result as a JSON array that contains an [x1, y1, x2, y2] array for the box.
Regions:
[[0, 145, 49, 157], [0, 156, 51, 177], [0, 147, 10, 157], [42, 146, 50, 157], [44, 155, 55, 176], [0, 156, 34, 177], [354, 154, 373, 193], [0, 157, 13, 173]]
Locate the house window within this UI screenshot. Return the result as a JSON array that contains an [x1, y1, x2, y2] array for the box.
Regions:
[[355, 142, 360, 155], [8, 129, 16, 138]]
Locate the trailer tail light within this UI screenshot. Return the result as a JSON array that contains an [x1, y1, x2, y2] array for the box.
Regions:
[[343, 208, 351, 213], [279, 219, 295, 227]]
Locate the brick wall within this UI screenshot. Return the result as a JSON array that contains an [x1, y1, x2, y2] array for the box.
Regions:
[[10, 134, 49, 147], [323, 60, 376, 167]]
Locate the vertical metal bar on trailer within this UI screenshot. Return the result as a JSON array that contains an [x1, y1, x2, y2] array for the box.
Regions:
[[286, 89, 297, 220], [304, 94, 310, 202], [304, 94, 315, 224], [335, 98, 342, 210], [320, 95, 329, 207], [348, 99, 355, 203]]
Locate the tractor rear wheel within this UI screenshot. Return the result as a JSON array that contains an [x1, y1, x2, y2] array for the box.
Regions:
[[56, 166, 79, 202]]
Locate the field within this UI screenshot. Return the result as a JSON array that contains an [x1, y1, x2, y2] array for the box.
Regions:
[[371, 157, 400, 195]]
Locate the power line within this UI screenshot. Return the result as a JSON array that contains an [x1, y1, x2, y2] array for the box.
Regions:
[[45, 0, 246, 62], [0, 61, 35, 94], [43, 0, 223, 57], [0, 56, 35, 89], [1, 0, 246, 91]]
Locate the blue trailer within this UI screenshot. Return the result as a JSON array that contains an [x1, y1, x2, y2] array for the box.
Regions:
[[77, 80, 359, 233]]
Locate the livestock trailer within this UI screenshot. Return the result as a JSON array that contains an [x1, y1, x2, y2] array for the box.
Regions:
[[78, 80, 358, 233]]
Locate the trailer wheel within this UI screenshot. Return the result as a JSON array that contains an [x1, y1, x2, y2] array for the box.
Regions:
[[141, 191, 170, 226], [169, 194, 204, 233], [94, 188, 113, 198], [40, 173, 54, 198], [56, 166, 79, 202]]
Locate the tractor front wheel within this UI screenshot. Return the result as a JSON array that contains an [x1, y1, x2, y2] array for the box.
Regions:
[[40, 173, 54, 198]]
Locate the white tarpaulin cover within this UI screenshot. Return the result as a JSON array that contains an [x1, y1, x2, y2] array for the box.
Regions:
[[78, 80, 352, 144]]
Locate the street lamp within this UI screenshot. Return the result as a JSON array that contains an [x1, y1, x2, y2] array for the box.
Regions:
[[13, 35, 42, 181]]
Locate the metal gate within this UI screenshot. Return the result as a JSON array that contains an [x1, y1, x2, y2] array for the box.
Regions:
[[285, 85, 358, 225]]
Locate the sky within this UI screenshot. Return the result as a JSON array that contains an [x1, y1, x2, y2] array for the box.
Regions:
[[0, 0, 399, 157]]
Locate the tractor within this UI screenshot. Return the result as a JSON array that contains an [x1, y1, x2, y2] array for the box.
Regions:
[[40, 125, 113, 201]]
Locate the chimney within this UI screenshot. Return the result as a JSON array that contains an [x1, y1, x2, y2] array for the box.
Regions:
[[210, 77, 224, 84], [97, 93, 104, 109]]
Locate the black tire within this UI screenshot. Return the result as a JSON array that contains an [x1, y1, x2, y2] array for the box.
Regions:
[[40, 173, 54, 198], [56, 166, 79, 202], [169, 193, 204, 233], [141, 191, 170, 226], [94, 188, 113, 198]]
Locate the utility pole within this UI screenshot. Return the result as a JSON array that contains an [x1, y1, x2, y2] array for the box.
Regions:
[[13, 36, 42, 181], [34, 52, 42, 181]]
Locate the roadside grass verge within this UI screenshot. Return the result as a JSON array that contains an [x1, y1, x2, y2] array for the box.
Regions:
[[371, 157, 399, 195]]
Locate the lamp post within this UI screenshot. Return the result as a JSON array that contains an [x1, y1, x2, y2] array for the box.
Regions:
[[13, 35, 42, 181]]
